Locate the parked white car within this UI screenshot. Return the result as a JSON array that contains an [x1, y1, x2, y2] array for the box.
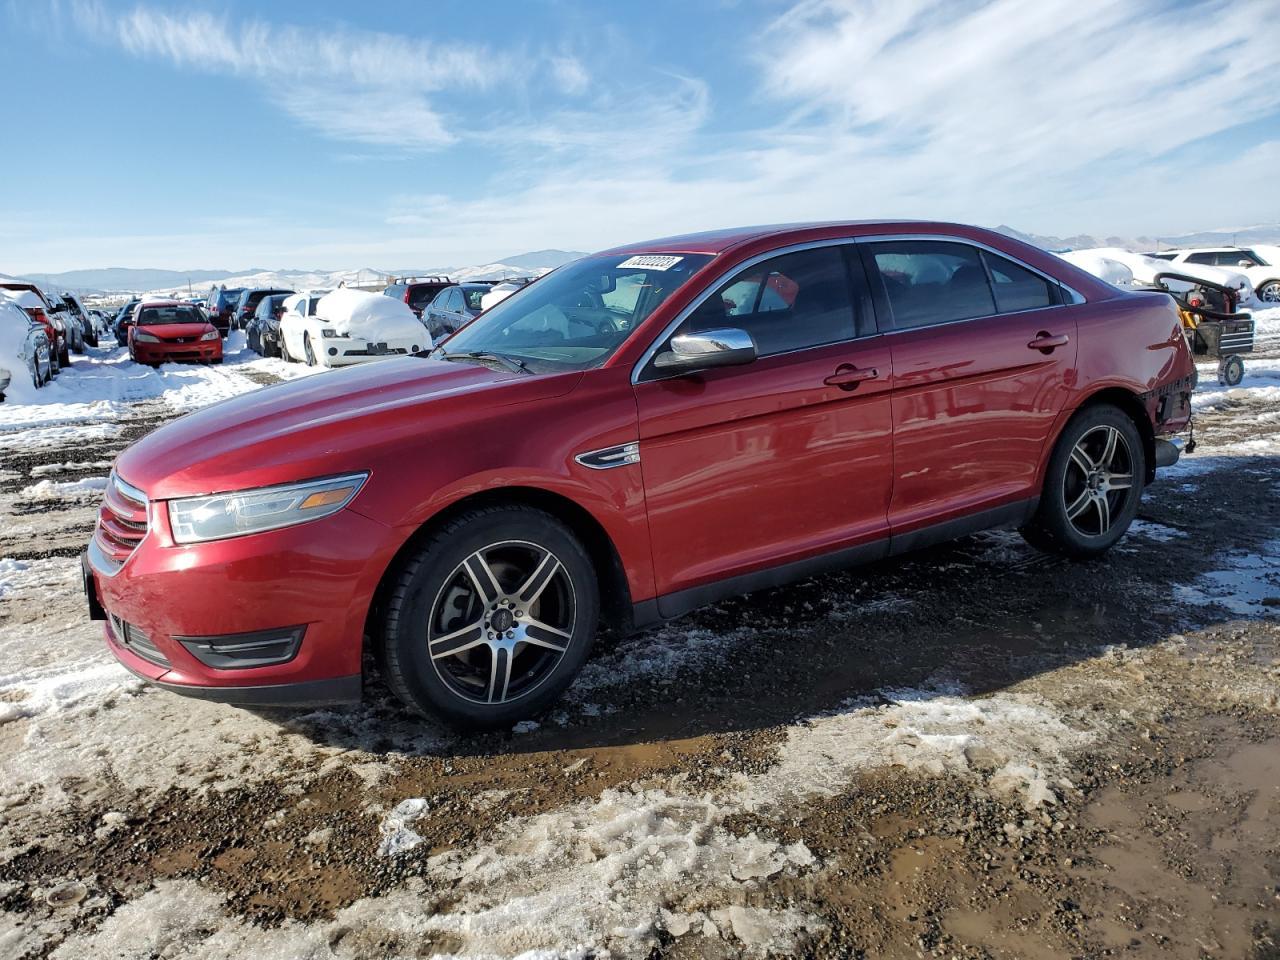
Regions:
[[480, 277, 534, 311], [1060, 247, 1254, 302], [277, 289, 331, 363], [286, 288, 430, 368], [1145, 247, 1280, 303], [0, 296, 53, 398]]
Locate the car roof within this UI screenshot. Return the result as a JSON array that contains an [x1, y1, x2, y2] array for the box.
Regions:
[[138, 298, 187, 307], [599, 220, 948, 256]]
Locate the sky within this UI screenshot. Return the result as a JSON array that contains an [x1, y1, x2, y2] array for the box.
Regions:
[[2, 0, 1279, 273]]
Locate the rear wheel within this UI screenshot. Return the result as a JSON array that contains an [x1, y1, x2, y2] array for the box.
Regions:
[[1258, 280, 1280, 303], [1021, 405, 1145, 558], [382, 506, 599, 729]]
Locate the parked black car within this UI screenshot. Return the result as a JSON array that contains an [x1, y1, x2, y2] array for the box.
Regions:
[[421, 282, 490, 341], [245, 293, 291, 357], [114, 299, 141, 346], [206, 286, 245, 335], [234, 288, 293, 331], [382, 276, 454, 319]]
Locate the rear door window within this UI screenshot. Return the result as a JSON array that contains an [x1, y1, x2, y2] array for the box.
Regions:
[[982, 252, 1057, 312], [867, 240, 996, 329], [673, 246, 857, 357]]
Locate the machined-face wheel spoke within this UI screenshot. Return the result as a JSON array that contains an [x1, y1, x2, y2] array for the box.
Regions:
[[429, 621, 487, 659], [488, 646, 514, 703], [1098, 426, 1120, 470], [1107, 473, 1133, 491], [1069, 445, 1095, 476], [1094, 493, 1111, 533], [1066, 489, 1093, 520], [515, 551, 561, 606], [521, 618, 570, 651], [463, 552, 503, 604]]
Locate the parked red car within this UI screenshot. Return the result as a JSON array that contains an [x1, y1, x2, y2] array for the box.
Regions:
[[84, 222, 1196, 728], [127, 300, 223, 366]]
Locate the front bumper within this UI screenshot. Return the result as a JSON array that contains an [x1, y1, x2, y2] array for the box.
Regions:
[[321, 335, 421, 366], [84, 505, 401, 706], [133, 340, 223, 364]]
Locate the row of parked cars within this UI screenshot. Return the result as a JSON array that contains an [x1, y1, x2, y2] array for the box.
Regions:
[[0, 280, 118, 395]]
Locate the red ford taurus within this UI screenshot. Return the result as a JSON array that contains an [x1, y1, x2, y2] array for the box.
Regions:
[[128, 300, 223, 366], [84, 222, 1196, 728]]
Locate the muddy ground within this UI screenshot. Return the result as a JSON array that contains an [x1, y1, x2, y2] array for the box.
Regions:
[[0, 333, 1277, 959]]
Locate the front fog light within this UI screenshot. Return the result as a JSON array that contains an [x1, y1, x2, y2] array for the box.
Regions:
[[167, 473, 368, 544], [177, 625, 306, 669]]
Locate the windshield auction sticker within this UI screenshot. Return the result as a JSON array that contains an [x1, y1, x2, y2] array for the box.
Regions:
[[617, 255, 684, 271]]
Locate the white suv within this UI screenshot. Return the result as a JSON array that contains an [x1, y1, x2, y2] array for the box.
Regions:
[[1147, 247, 1280, 303]]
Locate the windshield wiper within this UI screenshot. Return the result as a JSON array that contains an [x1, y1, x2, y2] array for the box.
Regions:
[[433, 350, 530, 375]]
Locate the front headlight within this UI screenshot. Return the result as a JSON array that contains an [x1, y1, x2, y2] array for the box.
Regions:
[[200, 329, 218, 341], [320, 328, 349, 338], [133, 331, 160, 343], [167, 473, 368, 544]]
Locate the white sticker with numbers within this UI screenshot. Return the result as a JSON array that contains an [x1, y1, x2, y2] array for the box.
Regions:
[[617, 255, 684, 271]]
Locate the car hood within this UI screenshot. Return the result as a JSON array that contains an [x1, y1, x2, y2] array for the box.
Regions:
[[136, 322, 213, 339], [116, 357, 582, 499]]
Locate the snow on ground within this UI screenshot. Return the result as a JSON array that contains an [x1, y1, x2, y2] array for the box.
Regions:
[[2, 312, 1279, 958]]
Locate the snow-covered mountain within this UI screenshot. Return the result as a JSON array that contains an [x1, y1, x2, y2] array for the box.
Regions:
[[998, 223, 1280, 253], [10, 250, 589, 297]]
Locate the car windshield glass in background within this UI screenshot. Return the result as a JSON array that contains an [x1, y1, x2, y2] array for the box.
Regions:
[[137, 305, 203, 326], [441, 253, 713, 372], [462, 288, 487, 311], [409, 286, 443, 310]]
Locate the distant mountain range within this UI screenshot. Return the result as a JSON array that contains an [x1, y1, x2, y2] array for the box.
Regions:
[[8, 227, 1280, 295], [996, 223, 1280, 253], [4, 249, 588, 296]]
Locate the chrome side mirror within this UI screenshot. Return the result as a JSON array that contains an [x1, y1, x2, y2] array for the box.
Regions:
[[653, 327, 757, 372]]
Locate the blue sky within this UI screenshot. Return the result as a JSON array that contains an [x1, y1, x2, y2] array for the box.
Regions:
[[3, 0, 1279, 272]]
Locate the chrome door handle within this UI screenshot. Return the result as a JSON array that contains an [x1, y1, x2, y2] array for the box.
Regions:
[[1028, 332, 1070, 352], [824, 364, 879, 390]]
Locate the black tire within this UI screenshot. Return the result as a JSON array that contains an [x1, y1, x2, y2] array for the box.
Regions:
[[1217, 355, 1244, 387], [304, 335, 317, 367], [1021, 404, 1145, 559], [1258, 280, 1280, 304], [59, 347, 70, 367], [382, 505, 599, 730]]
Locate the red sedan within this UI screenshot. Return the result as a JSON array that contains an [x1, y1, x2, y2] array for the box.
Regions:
[[84, 221, 1196, 728], [128, 300, 223, 365]]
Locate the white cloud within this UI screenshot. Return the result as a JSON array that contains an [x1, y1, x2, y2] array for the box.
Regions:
[[550, 54, 590, 96], [69, 1, 499, 147]]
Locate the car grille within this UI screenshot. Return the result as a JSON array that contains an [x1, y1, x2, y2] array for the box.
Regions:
[[93, 473, 149, 573], [109, 614, 171, 667]]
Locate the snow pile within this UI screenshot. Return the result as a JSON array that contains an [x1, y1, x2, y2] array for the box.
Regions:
[[1060, 247, 1252, 299], [17, 476, 109, 501], [314, 288, 428, 344], [735, 685, 1093, 812], [1055, 250, 1135, 288]]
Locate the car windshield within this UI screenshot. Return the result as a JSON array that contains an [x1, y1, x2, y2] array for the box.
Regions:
[[462, 287, 488, 311], [438, 253, 713, 372], [137, 305, 203, 326]]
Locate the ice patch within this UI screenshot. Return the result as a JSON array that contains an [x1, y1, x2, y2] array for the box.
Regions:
[[1174, 541, 1280, 616], [378, 798, 428, 857], [29, 460, 115, 476]]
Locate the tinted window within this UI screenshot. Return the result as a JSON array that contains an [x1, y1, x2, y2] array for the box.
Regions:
[[1185, 252, 1216, 265], [674, 246, 856, 357], [448, 288, 465, 312], [983, 252, 1055, 312], [462, 287, 487, 311], [409, 284, 444, 310], [1219, 251, 1260, 267], [869, 241, 995, 328]]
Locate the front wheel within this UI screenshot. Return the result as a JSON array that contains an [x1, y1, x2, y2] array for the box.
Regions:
[[304, 334, 318, 367], [381, 506, 599, 729], [1021, 405, 1145, 558], [1258, 281, 1280, 304]]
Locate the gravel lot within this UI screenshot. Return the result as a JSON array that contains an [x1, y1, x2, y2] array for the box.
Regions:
[[1, 323, 1278, 959]]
